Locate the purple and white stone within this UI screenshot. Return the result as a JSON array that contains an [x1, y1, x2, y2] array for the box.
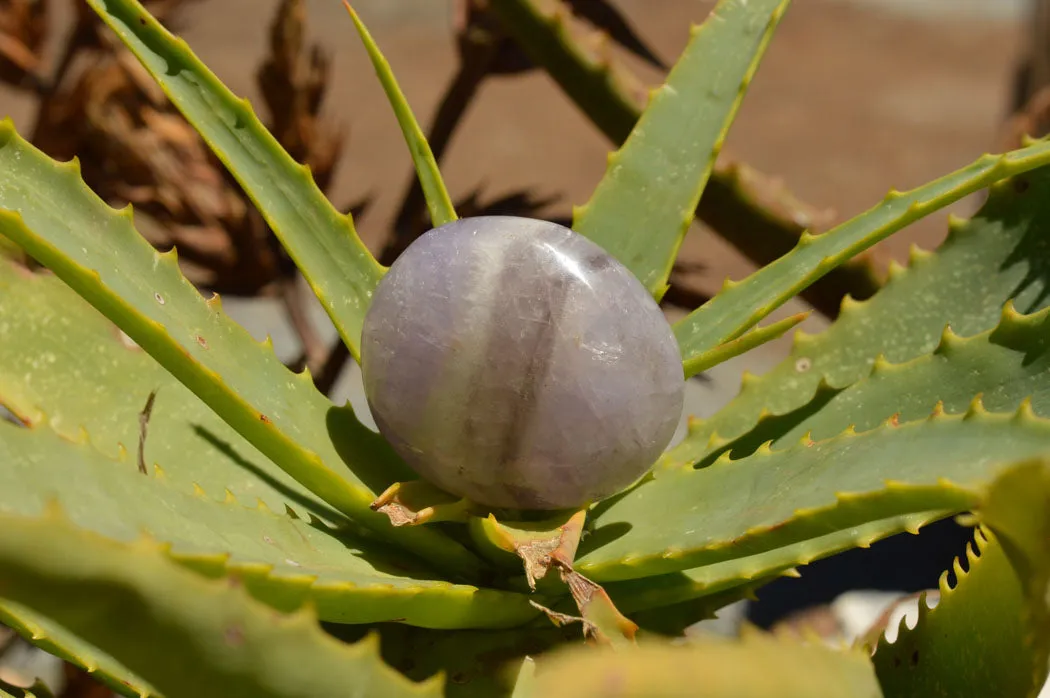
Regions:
[[360, 216, 685, 510]]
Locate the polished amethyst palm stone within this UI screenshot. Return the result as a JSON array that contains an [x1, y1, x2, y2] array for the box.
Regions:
[[360, 216, 685, 510]]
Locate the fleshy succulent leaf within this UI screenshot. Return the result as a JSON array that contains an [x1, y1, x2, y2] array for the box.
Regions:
[[869, 527, 1038, 697], [486, 0, 645, 153], [572, 0, 789, 296], [672, 166, 1050, 470], [871, 461, 1050, 697], [0, 420, 537, 629], [0, 256, 338, 523], [0, 122, 481, 577], [0, 510, 445, 698], [683, 311, 808, 379], [343, 2, 457, 229], [623, 577, 773, 637], [523, 628, 883, 697], [577, 406, 1050, 582], [370, 624, 574, 698], [674, 145, 1050, 367], [468, 510, 586, 589], [84, 0, 382, 359], [486, 0, 881, 310], [975, 460, 1050, 692], [0, 680, 54, 698], [715, 303, 1050, 460], [0, 601, 156, 698]]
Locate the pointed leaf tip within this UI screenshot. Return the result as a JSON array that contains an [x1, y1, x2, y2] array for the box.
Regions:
[[572, 0, 789, 295], [343, 0, 456, 229], [83, 0, 383, 360]]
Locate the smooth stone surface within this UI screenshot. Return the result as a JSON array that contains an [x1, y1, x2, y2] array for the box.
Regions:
[[360, 216, 685, 509]]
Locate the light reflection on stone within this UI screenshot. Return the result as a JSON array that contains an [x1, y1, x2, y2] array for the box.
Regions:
[[361, 216, 685, 510]]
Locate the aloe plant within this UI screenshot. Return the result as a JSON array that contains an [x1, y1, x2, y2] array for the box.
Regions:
[[1, 0, 1049, 696]]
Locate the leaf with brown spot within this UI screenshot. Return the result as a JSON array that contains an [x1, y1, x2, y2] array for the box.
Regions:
[[370, 481, 478, 527], [468, 510, 586, 589]]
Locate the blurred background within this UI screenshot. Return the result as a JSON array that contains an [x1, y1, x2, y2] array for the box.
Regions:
[[1, 0, 1048, 688]]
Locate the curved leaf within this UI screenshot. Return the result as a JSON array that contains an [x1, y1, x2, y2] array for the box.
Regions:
[[0, 256, 335, 522], [369, 624, 575, 698], [0, 510, 444, 698], [85, 0, 383, 359], [698, 302, 1050, 465], [0, 601, 155, 698], [525, 629, 883, 698], [0, 122, 481, 577], [976, 460, 1050, 692], [670, 166, 1050, 471], [870, 527, 1038, 698], [674, 144, 1050, 367], [572, 0, 789, 296], [485, 0, 882, 316], [343, 2, 456, 229], [577, 405, 1050, 582], [0, 421, 538, 629], [0, 680, 54, 698], [683, 311, 808, 379]]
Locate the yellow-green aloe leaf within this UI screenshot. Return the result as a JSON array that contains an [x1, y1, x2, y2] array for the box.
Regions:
[[369, 624, 577, 698], [975, 460, 1050, 692], [85, 0, 382, 359], [604, 509, 947, 621], [674, 142, 1050, 367], [683, 311, 808, 379], [524, 628, 883, 697], [620, 575, 772, 637], [0, 679, 55, 698], [576, 405, 1050, 582], [672, 166, 1050, 471], [343, 2, 456, 229], [487, 0, 881, 315], [870, 527, 1040, 697], [0, 511, 444, 698], [0, 256, 338, 522], [0, 601, 156, 698], [572, 0, 789, 296], [0, 122, 481, 577], [0, 421, 538, 629], [691, 302, 1050, 467]]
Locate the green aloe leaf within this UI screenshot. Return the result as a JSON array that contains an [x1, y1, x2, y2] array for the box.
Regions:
[[367, 624, 575, 698], [344, 2, 456, 229], [0, 601, 155, 698], [675, 143, 1050, 367], [85, 0, 382, 359], [0, 510, 443, 698], [524, 629, 882, 697], [975, 460, 1050, 691], [872, 461, 1050, 697], [0, 420, 537, 629], [572, 0, 788, 296], [870, 528, 1035, 697], [684, 312, 808, 379], [695, 302, 1050, 466], [0, 256, 337, 522], [576, 405, 1050, 582], [0, 122, 480, 577], [623, 577, 772, 636], [485, 0, 881, 317], [671, 165, 1050, 471], [0, 680, 54, 698]]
